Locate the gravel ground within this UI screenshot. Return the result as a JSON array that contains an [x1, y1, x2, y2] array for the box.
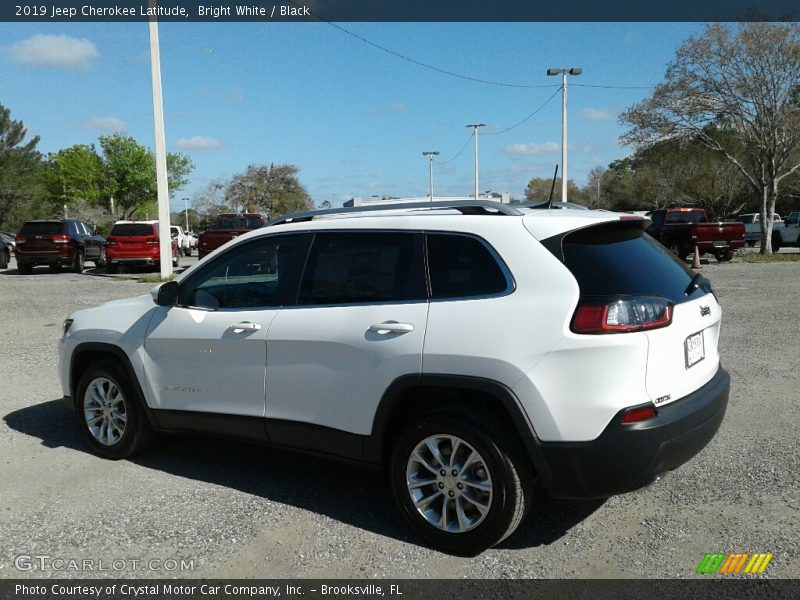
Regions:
[[0, 255, 797, 579]]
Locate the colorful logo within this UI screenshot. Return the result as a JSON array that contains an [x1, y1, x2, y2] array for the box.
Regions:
[[696, 552, 773, 575]]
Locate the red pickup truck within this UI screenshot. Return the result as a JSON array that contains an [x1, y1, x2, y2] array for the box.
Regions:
[[197, 213, 267, 260], [645, 208, 745, 262]]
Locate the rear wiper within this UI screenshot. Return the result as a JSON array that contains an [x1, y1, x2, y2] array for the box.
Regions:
[[684, 273, 712, 296]]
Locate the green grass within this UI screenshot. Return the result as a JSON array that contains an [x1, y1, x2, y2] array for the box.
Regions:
[[139, 274, 176, 283], [738, 253, 800, 263]]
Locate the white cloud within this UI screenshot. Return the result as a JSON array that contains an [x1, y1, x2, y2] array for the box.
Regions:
[[174, 136, 224, 150], [581, 107, 614, 121], [79, 117, 127, 132], [505, 142, 598, 156], [10, 34, 98, 70], [504, 142, 561, 156]]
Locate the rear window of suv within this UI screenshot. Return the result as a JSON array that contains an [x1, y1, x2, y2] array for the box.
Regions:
[[19, 222, 63, 235], [213, 216, 263, 229], [110, 224, 155, 236], [554, 222, 709, 304]]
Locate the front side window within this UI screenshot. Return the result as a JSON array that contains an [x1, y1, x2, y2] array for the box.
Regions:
[[298, 232, 426, 305], [427, 233, 509, 299], [180, 234, 309, 309]]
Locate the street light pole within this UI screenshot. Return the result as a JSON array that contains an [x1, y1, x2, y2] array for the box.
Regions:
[[547, 68, 581, 203], [466, 124, 485, 199], [183, 197, 189, 231], [148, 0, 172, 278], [422, 151, 439, 202]]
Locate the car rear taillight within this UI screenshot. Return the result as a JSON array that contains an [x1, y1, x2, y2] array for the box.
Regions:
[[52, 234, 70, 243], [571, 296, 673, 334], [15, 235, 26, 244], [146, 237, 159, 245], [621, 404, 658, 424]]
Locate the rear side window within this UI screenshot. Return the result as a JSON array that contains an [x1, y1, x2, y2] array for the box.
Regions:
[[299, 232, 426, 305], [19, 222, 62, 235], [427, 234, 509, 299], [558, 223, 708, 304], [214, 216, 263, 229], [110, 224, 155, 236], [665, 211, 707, 224]]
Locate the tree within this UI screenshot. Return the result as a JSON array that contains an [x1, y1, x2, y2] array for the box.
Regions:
[[45, 144, 105, 210], [583, 166, 607, 209], [0, 103, 44, 229], [192, 179, 231, 227], [225, 163, 312, 218], [621, 23, 800, 253], [99, 133, 194, 219], [524, 177, 585, 204]]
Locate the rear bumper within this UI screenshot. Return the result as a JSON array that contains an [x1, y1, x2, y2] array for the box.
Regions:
[[696, 240, 744, 253], [16, 250, 74, 265], [531, 367, 729, 499]]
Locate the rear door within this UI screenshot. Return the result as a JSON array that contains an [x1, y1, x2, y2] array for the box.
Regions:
[[264, 231, 428, 436], [109, 223, 156, 258], [18, 221, 63, 254]]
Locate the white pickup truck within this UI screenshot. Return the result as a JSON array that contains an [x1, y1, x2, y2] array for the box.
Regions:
[[169, 225, 192, 257], [773, 211, 800, 252], [738, 213, 783, 246]]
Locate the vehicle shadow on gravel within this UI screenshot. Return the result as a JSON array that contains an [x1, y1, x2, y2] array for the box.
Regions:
[[5, 399, 603, 552]]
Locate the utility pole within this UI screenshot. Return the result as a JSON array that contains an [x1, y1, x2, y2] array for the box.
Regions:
[[422, 151, 439, 202], [547, 68, 581, 203], [466, 124, 485, 199], [183, 197, 190, 231], [149, 0, 172, 278]]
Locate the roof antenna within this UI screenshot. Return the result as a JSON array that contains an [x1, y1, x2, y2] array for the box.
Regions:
[[547, 164, 559, 210]]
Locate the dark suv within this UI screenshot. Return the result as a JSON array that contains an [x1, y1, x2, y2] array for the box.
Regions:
[[15, 219, 106, 274]]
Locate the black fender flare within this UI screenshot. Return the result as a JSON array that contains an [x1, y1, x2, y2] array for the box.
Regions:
[[69, 342, 160, 428]]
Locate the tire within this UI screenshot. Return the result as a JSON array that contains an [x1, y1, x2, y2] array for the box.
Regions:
[[390, 408, 533, 556], [72, 249, 85, 273], [715, 250, 734, 262], [106, 262, 117, 274], [183, 247, 192, 257], [746, 240, 756, 248], [772, 233, 782, 253], [0, 248, 8, 269], [49, 263, 61, 273], [172, 251, 180, 268], [17, 262, 33, 275], [75, 359, 154, 459], [95, 247, 107, 268]]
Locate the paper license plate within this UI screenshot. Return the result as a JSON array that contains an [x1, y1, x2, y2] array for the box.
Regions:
[[713, 241, 727, 247], [685, 331, 705, 369]]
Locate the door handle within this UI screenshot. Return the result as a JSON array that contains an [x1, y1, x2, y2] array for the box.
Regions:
[[227, 322, 262, 333], [368, 321, 415, 334]]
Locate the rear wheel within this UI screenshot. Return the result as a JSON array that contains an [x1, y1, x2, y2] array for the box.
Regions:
[[0, 248, 8, 269], [106, 262, 117, 274], [17, 262, 33, 275], [49, 263, 61, 273], [172, 251, 180, 268], [76, 360, 154, 459], [390, 408, 533, 556], [72, 249, 85, 273], [715, 250, 734, 262], [772, 233, 782, 252]]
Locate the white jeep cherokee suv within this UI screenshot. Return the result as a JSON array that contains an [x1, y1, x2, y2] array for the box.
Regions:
[[59, 200, 729, 555]]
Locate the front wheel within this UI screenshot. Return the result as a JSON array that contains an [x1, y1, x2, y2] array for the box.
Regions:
[[72, 249, 85, 273], [95, 247, 107, 268], [390, 409, 533, 556], [172, 252, 180, 268], [75, 360, 154, 459]]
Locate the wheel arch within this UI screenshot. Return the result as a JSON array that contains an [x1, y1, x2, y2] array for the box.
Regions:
[[366, 374, 547, 475], [70, 342, 159, 428]]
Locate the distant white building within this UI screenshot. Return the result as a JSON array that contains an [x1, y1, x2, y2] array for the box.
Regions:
[[344, 193, 511, 207]]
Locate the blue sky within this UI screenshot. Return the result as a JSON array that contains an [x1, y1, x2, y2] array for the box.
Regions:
[[0, 22, 705, 210]]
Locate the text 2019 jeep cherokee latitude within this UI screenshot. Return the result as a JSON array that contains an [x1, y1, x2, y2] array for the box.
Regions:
[[59, 201, 729, 555]]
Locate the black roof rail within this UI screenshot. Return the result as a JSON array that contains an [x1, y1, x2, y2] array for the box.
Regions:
[[266, 199, 524, 227]]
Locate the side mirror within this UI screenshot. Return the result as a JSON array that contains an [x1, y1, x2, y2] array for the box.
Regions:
[[152, 280, 179, 306]]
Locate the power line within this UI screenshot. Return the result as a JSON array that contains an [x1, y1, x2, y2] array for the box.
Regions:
[[573, 83, 654, 89], [323, 21, 561, 90], [484, 88, 562, 136], [436, 133, 474, 165]]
